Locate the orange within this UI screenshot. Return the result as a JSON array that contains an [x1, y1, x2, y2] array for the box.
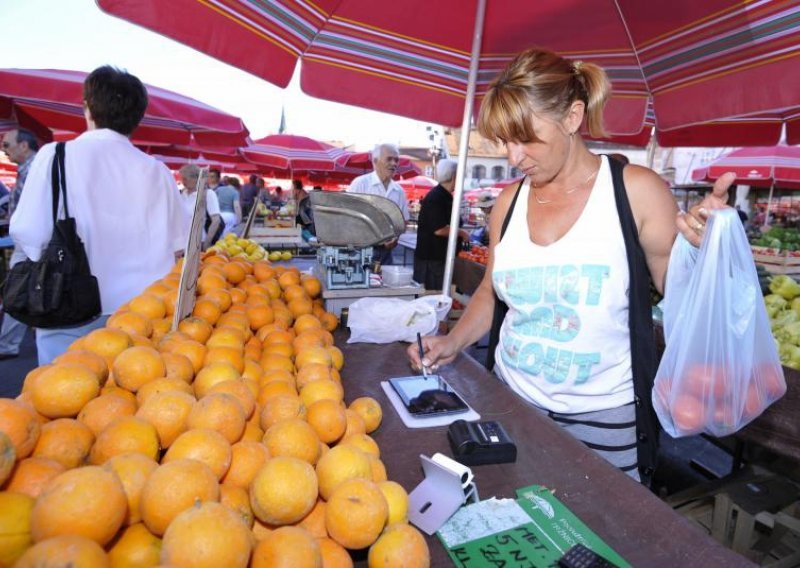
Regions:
[[53, 349, 109, 383], [246, 305, 274, 330], [206, 327, 247, 350], [204, 345, 246, 374], [260, 369, 295, 388], [31, 465, 127, 545], [162, 351, 195, 383], [161, 501, 253, 568], [251, 526, 321, 568], [262, 341, 294, 360], [220, 483, 255, 528], [299, 379, 344, 408], [32, 418, 94, 469], [368, 523, 430, 568], [253, 262, 275, 282], [140, 459, 220, 536], [135, 390, 196, 448], [343, 408, 367, 438], [296, 363, 334, 389], [244, 336, 263, 361], [107, 523, 162, 568], [207, 378, 256, 419], [30, 363, 100, 419], [242, 358, 264, 383], [249, 456, 318, 525], [229, 287, 248, 304], [318, 537, 353, 568], [295, 346, 333, 369], [178, 316, 214, 343], [315, 444, 373, 501], [262, 328, 294, 345], [157, 329, 190, 352], [369, 456, 388, 483], [193, 361, 241, 398], [103, 452, 159, 526], [320, 312, 339, 332], [259, 395, 305, 431], [340, 433, 381, 459], [378, 481, 409, 525], [112, 346, 166, 392], [162, 428, 232, 480], [349, 397, 383, 434], [221, 441, 270, 489], [282, 283, 307, 303], [98, 384, 138, 405], [259, 353, 294, 374], [205, 288, 234, 313], [297, 498, 327, 539], [241, 421, 265, 443], [84, 327, 133, 366], [288, 297, 314, 318], [193, 297, 223, 325], [293, 313, 322, 335], [222, 262, 248, 285], [278, 270, 301, 289], [0, 491, 35, 566], [197, 272, 228, 296], [325, 478, 388, 550], [21, 364, 52, 393], [0, 398, 41, 459], [263, 279, 282, 300], [168, 339, 207, 373], [128, 333, 152, 347], [301, 277, 322, 299], [135, 377, 194, 406], [0, 431, 15, 486], [4, 457, 66, 498], [327, 346, 344, 370], [306, 399, 347, 444], [187, 393, 246, 444], [257, 381, 299, 407], [262, 418, 320, 465], [89, 416, 160, 465], [15, 535, 109, 567], [129, 294, 167, 320], [145, 280, 172, 298]]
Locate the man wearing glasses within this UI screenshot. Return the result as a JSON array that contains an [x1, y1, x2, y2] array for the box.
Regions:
[[0, 128, 39, 360]]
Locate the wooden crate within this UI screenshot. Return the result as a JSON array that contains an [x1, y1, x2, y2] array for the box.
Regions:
[[752, 246, 800, 276]]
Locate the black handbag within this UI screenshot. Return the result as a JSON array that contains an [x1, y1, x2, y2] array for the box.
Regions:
[[2, 142, 102, 328]]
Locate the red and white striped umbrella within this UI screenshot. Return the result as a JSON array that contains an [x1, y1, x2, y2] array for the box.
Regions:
[[0, 68, 250, 146], [691, 145, 800, 189], [241, 134, 346, 172]]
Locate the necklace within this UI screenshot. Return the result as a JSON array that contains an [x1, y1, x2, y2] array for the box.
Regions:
[[531, 163, 600, 205]]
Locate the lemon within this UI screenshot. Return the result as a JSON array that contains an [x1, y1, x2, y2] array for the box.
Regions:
[[281, 251, 293, 261], [268, 251, 282, 262]]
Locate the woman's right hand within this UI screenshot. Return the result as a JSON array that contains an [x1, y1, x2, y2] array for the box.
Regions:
[[406, 334, 461, 373]]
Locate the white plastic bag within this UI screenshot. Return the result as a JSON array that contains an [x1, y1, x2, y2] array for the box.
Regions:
[[347, 294, 452, 344], [653, 209, 787, 438]]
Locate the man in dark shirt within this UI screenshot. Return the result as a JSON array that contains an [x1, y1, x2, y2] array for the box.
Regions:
[[240, 174, 259, 218], [413, 159, 469, 289]]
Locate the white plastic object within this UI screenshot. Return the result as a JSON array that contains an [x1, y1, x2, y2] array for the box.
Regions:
[[382, 265, 414, 287], [408, 453, 478, 535]]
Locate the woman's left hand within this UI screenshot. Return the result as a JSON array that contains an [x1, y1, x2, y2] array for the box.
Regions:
[[676, 171, 737, 247]]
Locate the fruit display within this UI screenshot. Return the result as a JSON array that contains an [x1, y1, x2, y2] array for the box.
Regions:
[[267, 250, 294, 262], [750, 226, 800, 253], [0, 252, 430, 567], [764, 274, 800, 370], [209, 234, 268, 262], [457, 244, 489, 265]]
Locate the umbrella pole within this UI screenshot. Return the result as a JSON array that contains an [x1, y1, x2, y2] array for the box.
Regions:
[[441, 0, 487, 298], [764, 182, 775, 228]]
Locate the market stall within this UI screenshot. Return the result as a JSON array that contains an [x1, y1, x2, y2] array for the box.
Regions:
[[339, 334, 754, 566]]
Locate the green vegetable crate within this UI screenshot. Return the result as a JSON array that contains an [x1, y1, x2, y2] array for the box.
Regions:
[[752, 246, 800, 276]]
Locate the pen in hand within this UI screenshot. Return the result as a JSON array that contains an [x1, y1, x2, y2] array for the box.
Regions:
[[416, 332, 429, 378]]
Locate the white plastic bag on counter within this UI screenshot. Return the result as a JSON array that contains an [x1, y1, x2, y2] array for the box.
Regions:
[[653, 208, 787, 438], [347, 294, 452, 344]]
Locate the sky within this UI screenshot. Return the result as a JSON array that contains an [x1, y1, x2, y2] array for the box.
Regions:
[[1, 0, 436, 150]]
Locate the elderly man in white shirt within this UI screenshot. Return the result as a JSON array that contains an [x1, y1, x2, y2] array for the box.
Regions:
[[10, 65, 185, 364], [347, 143, 409, 265], [178, 164, 223, 250]]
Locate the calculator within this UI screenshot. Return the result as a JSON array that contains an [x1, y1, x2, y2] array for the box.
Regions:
[[558, 544, 619, 568]]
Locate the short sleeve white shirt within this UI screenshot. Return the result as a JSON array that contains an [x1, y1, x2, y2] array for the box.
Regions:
[[178, 187, 221, 238], [11, 129, 185, 314], [347, 171, 410, 220]]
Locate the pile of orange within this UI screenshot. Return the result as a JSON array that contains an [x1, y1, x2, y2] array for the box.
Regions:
[[0, 252, 429, 567]]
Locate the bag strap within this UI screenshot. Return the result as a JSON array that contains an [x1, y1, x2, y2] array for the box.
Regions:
[[50, 142, 69, 222], [485, 177, 524, 371]]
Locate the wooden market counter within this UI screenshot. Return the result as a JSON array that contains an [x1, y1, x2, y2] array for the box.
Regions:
[[337, 331, 754, 567]]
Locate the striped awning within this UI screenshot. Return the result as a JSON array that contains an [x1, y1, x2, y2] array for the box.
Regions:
[[98, 0, 800, 146]]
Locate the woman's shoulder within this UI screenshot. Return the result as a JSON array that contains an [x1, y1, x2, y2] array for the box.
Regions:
[[619, 162, 677, 223]]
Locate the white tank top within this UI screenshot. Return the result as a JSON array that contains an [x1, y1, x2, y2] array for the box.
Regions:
[[492, 155, 633, 414]]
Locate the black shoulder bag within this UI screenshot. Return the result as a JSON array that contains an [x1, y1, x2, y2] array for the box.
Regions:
[[2, 142, 102, 328]]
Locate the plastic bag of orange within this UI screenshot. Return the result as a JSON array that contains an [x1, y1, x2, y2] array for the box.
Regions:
[[653, 209, 786, 438]]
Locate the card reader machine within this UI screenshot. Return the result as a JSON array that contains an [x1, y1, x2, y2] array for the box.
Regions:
[[447, 419, 517, 466]]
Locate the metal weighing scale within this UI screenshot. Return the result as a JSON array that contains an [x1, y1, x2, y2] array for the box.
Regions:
[[310, 191, 406, 289]]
